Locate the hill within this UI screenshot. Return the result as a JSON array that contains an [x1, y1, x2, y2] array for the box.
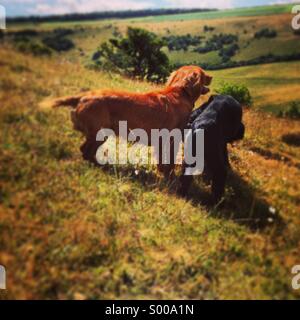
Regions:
[[1, 3, 300, 299], [6, 4, 300, 86], [0, 46, 300, 299]]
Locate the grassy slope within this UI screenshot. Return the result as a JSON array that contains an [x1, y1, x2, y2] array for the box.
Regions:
[[209, 61, 300, 110], [0, 46, 300, 299], [133, 4, 295, 22]]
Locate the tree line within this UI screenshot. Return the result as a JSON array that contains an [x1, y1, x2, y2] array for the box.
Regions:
[[7, 8, 216, 23]]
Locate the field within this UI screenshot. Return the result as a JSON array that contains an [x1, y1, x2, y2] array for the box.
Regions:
[[1, 4, 300, 299], [135, 4, 295, 22], [7, 4, 300, 76]]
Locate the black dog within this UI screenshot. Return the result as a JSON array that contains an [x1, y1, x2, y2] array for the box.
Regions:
[[179, 94, 245, 203]]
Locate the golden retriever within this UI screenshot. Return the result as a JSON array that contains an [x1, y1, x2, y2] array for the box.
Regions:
[[53, 66, 212, 176]]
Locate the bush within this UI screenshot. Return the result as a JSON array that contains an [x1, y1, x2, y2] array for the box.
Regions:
[[163, 34, 202, 51], [277, 102, 300, 120], [194, 33, 238, 54], [11, 29, 38, 38], [93, 27, 170, 83], [219, 43, 239, 62], [42, 35, 74, 52], [53, 28, 74, 37], [15, 40, 52, 56], [203, 25, 215, 32], [217, 82, 252, 106], [254, 28, 277, 39]]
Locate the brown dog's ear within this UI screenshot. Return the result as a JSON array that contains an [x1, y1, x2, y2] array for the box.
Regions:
[[182, 72, 204, 102], [166, 71, 178, 86]]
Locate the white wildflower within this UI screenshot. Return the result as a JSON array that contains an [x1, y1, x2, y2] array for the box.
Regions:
[[269, 207, 276, 215]]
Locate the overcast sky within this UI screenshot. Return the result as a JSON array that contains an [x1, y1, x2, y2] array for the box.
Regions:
[[1, 0, 297, 17]]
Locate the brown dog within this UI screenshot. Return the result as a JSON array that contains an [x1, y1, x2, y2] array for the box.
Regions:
[[53, 66, 212, 176]]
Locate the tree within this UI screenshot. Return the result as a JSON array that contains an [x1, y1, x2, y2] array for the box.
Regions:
[[95, 27, 170, 83]]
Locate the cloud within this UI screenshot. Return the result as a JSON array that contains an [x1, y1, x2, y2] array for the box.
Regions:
[[164, 0, 233, 9], [269, 0, 298, 5], [4, 0, 234, 16], [269, 0, 296, 3], [25, 0, 155, 15]]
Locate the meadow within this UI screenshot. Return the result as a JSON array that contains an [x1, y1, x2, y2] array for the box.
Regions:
[[0, 4, 300, 299]]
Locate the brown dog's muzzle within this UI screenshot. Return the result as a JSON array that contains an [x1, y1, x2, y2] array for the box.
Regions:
[[204, 74, 213, 86], [201, 86, 210, 95]]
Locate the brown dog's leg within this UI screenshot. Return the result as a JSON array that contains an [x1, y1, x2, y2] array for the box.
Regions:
[[80, 139, 93, 161], [155, 139, 173, 179], [81, 138, 104, 164], [164, 136, 180, 179], [155, 136, 180, 179]]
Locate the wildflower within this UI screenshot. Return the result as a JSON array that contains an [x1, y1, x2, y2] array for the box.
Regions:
[[269, 207, 276, 215]]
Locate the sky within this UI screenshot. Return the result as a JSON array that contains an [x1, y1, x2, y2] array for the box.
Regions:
[[0, 0, 297, 17]]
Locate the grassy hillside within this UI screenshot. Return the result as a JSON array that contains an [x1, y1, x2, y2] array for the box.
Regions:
[[6, 4, 300, 75], [1, 3, 300, 300], [0, 46, 300, 299], [134, 3, 295, 22], [210, 61, 300, 111]]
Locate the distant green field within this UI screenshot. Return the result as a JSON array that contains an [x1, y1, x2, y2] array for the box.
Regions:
[[209, 61, 300, 109], [133, 3, 295, 22]]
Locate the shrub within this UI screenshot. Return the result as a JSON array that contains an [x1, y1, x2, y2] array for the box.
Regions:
[[203, 25, 215, 32], [210, 33, 238, 46], [42, 35, 74, 52], [15, 40, 52, 56], [217, 82, 252, 106], [194, 33, 238, 54], [93, 27, 170, 83], [11, 29, 38, 38], [163, 34, 202, 51], [219, 43, 239, 62], [254, 28, 277, 39], [277, 102, 300, 120], [52, 28, 74, 37]]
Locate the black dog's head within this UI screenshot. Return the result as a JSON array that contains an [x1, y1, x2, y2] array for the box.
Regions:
[[228, 123, 245, 143]]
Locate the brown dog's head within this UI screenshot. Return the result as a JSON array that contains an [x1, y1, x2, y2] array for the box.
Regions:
[[166, 66, 212, 103]]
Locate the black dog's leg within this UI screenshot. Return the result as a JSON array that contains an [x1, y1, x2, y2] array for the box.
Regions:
[[178, 161, 193, 196], [210, 159, 227, 204], [224, 144, 230, 168]]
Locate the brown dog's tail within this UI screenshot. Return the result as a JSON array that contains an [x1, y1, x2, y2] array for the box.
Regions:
[[52, 94, 85, 108]]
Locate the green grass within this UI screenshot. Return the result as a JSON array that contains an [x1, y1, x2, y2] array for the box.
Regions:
[[133, 4, 295, 22], [168, 49, 222, 65], [209, 61, 300, 108]]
